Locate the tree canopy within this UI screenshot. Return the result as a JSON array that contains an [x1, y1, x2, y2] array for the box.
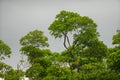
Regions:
[[107, 30, 120, 73], [1, 10, 120, 80], [49, 10, 107, 74], [19, 30, 49, 64]]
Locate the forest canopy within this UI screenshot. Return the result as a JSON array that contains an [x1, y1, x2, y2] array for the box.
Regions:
[[0, 10, 120, 80]]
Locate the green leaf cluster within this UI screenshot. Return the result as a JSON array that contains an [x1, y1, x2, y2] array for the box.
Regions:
[[0, 40, 11, 60]]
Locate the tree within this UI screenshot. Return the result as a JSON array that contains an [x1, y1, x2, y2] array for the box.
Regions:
[[48, 10, 107, 74], [20, 30, 52, 79], [0, 40, 13, 79], [20, 29, 49, 64], [0, 40, 11, 60], [107, 30, 120, 73]]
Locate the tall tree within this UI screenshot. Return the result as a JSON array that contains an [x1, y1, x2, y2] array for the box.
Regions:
[[48, 10, 107, 73]]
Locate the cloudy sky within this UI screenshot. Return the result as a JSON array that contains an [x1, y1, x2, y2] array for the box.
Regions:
[[0, 0, 120, 69]]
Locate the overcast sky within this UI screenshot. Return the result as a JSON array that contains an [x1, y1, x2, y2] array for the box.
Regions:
[[0, 0, 120, 69]]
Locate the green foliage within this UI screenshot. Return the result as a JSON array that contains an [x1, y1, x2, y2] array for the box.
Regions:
[[49, 10, 80, 38], [84, 40, 107, 60], [107, 50, 120, 72], [49, 10, 97, 39], [42, 75, 57, 80], [0, 62, 24, 80], [2, 10, 120, 80], [0, 40, 11, 60], [112, 30, 120, 45], [19, 29, 52, 79], [47, 10, 110, 80], [26, 63, 47, 80], [20, 30, 49, 47], [4, 69, 24, 80], [48, 11, 108, 79], [45, 65, 71, 80], [25, 49, 52, 80], [20, 46, 45, 63], [0, 62, 12, 78], [19, 29, 54, 79], [107, 30, 120, 73], [20, 30, 50, 64]]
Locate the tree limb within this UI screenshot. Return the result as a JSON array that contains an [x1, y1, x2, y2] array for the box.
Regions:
[[63, 34, 68, 49], [66, 35, 71, 46]]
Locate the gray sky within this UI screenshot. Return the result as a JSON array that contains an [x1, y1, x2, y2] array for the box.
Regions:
[[0, 0, 120, 69]]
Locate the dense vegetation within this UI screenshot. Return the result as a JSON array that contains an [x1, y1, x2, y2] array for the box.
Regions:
[[0, 10, 120, 80]]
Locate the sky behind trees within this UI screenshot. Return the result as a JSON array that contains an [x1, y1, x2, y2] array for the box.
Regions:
[[0, 0, 120, 68]]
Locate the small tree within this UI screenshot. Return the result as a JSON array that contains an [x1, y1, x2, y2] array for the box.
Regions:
[[20, 29, 49, 64], [20, 30, 51, 79]]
